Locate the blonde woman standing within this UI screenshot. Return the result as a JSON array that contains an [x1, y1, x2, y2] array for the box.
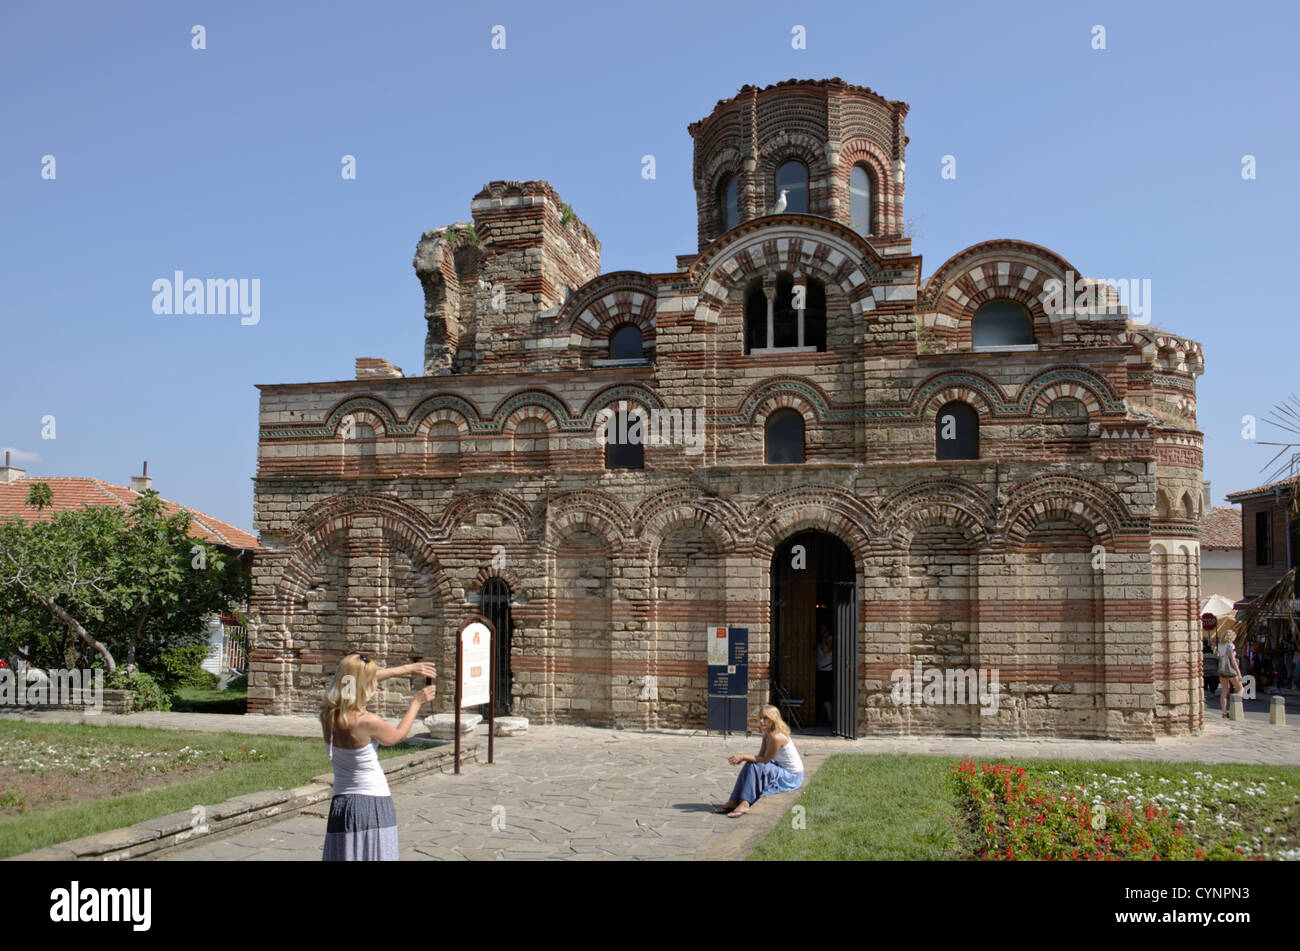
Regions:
[[714, 704, 804, 818], [319, 651, 436, 860], [1217, 626, 1245, 719]]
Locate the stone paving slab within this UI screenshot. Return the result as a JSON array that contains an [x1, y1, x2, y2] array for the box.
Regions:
[[157, 714, 1300, 861]]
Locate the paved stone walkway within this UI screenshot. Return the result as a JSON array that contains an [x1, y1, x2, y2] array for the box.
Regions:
[[153, 714, 1300, 861], [9, 705, 1299, 860]]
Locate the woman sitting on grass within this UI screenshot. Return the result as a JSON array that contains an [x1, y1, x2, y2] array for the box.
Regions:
[[715, 704, 803, 818], [319, 652, 436, 860]]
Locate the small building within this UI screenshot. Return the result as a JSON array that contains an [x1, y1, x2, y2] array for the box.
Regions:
[[1225, 478, 1299, 645], [0, 460, 258, 673], [1199, 498, 1243, 603]]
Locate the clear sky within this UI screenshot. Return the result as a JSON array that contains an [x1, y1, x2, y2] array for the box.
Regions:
[[3, 0, 1297, 531]]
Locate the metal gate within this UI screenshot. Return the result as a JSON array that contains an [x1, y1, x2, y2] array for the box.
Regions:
[[833, 580, 858, 739], [480, 578, 512, 716]]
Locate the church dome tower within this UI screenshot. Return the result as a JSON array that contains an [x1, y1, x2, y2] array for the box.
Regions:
[[687, 78, 909, 252]]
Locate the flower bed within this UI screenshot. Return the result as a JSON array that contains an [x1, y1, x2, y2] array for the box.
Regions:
[[951, 759, 1252, 860]]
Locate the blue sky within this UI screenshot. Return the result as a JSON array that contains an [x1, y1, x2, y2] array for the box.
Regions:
[[3, 0, 1297, 530]]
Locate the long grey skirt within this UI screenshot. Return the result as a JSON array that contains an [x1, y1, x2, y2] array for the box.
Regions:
[[322, 794, 399, 861]]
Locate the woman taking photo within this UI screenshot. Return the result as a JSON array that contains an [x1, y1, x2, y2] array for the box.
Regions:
[[319, 652, 436, 860], [714, 704, 803, 818]]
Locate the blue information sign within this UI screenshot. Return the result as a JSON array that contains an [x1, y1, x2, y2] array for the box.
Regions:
[[707, 626, 748, 735]]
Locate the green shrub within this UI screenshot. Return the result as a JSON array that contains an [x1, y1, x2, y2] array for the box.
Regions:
[[105, 669, 172, 712], [224, 673, 248, 692], [157, 645, 217, 690]]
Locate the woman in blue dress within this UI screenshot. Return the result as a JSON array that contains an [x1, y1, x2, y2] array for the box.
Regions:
[[715, 704, 804, 818]]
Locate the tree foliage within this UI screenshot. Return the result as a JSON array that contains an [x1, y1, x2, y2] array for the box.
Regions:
[[0, 491, 249, 674]]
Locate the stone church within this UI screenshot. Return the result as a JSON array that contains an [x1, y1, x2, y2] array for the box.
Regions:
[[248, 78, 1206, 739]]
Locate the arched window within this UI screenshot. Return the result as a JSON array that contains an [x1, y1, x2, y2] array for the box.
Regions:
[[766, 410, 805, 464], [719, 175, 739, 232], [776, 160, 808, 214], [935, 402, 978, 460], [603, 407, 644, 470], [610, 324, 643, 361], [972, 300, 1034, 348], [850, 164, 872, 237]]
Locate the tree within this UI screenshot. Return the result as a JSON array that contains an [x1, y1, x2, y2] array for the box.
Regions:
[[25, 482, 53, 512], [1241, 396, 1300, 643], [0, 491, 249, 675]]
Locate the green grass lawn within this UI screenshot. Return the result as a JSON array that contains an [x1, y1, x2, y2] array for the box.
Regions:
[[170, 684, 247, 714], [749, 754, 1300, 861], [0, 719, 411, 859]]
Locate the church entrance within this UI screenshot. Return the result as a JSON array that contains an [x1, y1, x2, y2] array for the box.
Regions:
[[770, 531, 858, 738]]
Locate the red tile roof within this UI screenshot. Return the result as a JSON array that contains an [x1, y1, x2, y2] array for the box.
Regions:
[[1200, 506, 1242, 550], [0, 477, 258, 549], [1226, 477, 1298, 501]]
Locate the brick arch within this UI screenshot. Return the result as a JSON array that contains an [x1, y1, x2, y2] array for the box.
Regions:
[[701, 148, 745, 240], [470, 563, 524, 592], [913, 371, 1006, 419], [274, 494, 448, 613], [543, 490, 632, 552], [917, 240, 1086, 348], [569, 293, 657, 354], [433, 490, 534, 544], [757, 132, 831, 215], [409, 396, 481, 437], [634, 489, 743, 557], [750, 485, 876, 561], [836, 139, 893, 236], [325, 398, 398, 438], [558, 272, 658, 341], [738, 376, 831, 426], [502, 407, 561, 437], [919, 239, 1079, 310], [879, 480, 993, 549], [1019, 368, 1119, 416], [488, 390, 573, 434], [413, 409, 472, 439], [1001, 476, 1132, 550], [692, 223, 876, 323], [578, 384, 666, 425]]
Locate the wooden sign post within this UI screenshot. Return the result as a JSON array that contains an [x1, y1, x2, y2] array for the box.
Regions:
[[454, 615, 495, 775]]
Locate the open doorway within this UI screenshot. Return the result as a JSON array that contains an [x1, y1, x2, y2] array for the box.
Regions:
[[770, 531, 858, 738]]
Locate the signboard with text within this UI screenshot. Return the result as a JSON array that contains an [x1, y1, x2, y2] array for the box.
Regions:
[[460, 621, 492, 708], [707, 625, 748, 734]]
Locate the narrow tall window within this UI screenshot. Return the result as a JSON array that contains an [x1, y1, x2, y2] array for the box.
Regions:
[[972, 300, 1034, 348], [610, 324, 643, 360], [720, 175, 739, 232], [777, 161, 809, 214], [850, 165, 872, 237], [936, 402, 978, 460], [1256, 510, 1272, 566], [766, 410, 805, 464], [604, 409, 644, 470]]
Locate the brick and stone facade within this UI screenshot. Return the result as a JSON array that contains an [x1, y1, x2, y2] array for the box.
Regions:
[[248, 78, 1206, 740]]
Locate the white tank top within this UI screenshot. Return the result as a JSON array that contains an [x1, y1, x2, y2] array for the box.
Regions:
[[772, 735, 803, 773], [328, 724, 391, 797]]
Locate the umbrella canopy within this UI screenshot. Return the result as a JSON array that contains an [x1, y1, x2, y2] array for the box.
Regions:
[[1200, 594, 1238, 618]]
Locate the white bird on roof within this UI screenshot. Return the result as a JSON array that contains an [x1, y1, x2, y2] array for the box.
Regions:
[[772, 189, 789, 214]]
